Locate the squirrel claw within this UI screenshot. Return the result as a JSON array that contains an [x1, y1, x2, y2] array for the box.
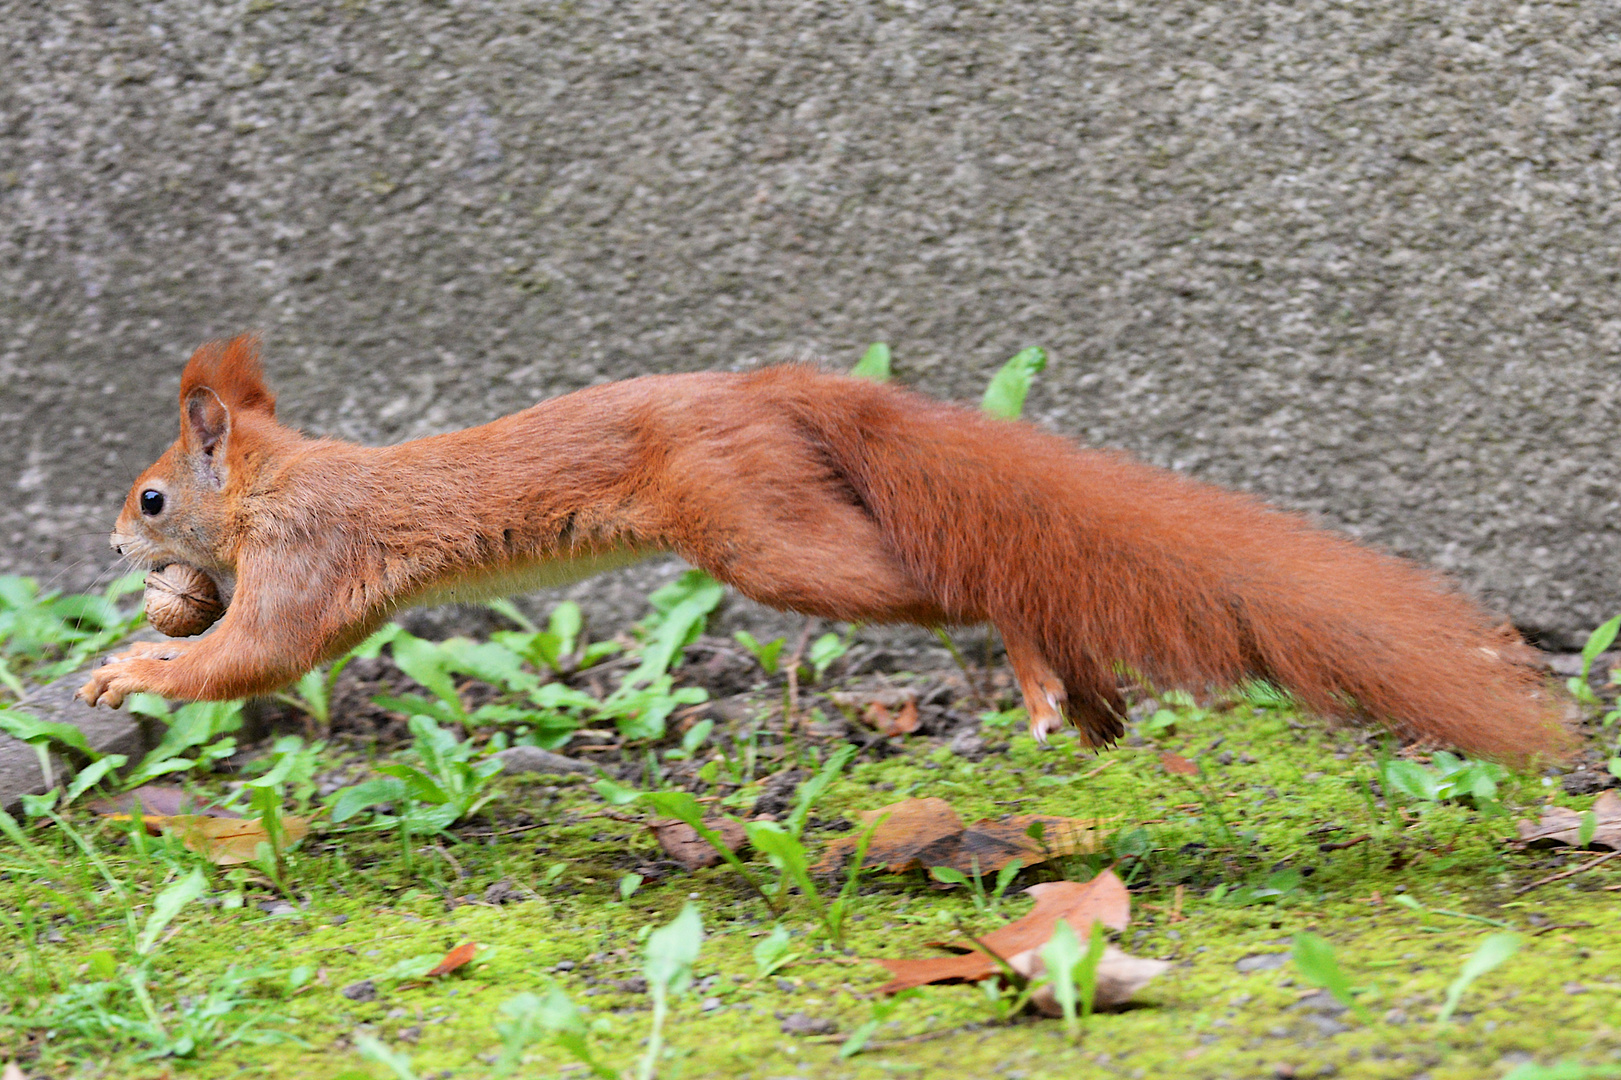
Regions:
[[1026, 689, 1066, 746], [77, 660, 141, 709]]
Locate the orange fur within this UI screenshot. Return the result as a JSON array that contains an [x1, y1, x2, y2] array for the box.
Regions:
[[80, 335, 1568, 763]]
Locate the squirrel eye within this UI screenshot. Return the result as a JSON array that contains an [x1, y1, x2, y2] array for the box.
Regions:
[[139, 489, 165, 516]]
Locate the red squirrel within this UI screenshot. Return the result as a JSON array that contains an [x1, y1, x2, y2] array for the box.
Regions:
[[79, 335, 1565, 761]]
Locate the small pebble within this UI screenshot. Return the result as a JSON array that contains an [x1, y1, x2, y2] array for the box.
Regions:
[[341, 980, 378, 1003]]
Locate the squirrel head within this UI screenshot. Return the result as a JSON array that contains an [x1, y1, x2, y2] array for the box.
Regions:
[[111, 334, 281, 573]]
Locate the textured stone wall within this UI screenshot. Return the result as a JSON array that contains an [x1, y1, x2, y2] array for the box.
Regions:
[[2, 0, 1618, 644]]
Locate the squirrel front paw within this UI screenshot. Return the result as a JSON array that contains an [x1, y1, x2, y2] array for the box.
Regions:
[[77, 661, 146, 709], [76, 644, 187, 708]]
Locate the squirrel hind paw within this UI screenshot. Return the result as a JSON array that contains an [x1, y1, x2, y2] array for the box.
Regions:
[[1026, 688, 1068, 745]]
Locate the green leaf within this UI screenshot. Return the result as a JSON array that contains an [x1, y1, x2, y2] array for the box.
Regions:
[[1291, 932, 1370, 1022], [500, 988, 616, 1079], [549, 602, 583, 657], [753, 925, 799, 979], [787, 742, 857, 838], [0, 804, 51, 866], [349, 623, 403, 661], [929, 866, 970, 888], [850, 342, 892, 382], [292, 669, 329, 723], [485, 597, 540, 634], [993, 860, 1023, 903], [104, 570, 148, 602], [734, 631, 785, 675], [1582, 615, 1621, 667], [619, 873, 644, 901], [638, 789, 773, 908], [1041, 919, 1084, 1039], [980, 346, 1048, 419], [747, 820, 824, 919], [328, 777, 409, 823], [138, 868, 208, 956], [1438, 932, 1519, 1023], [0, 656, 26, 700], [1074, 919, 1110, 1025], [436, 637, 538, 693], [807, 632, 848, 681], [629, 571, 725, 687], [593, 777, 642, 806], [352, 1031, 419, 1080], [1381, 760, 1442, 803], [683, 717, 715, 752], [644, 903, 703, 998], [839, 989, 918, 1058], [129, 700, 243, 781], [528, 682, 600, 712], [602, 678, 705, 742], [377, 763, 450, 805], [372, 693, 464, 729], [0, 708, 96, 758], [62, 754, 126, 807], [388, 634, 464, 718]]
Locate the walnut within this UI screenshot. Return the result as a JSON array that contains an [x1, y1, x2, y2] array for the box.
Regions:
[[144, 564, 224, 638]]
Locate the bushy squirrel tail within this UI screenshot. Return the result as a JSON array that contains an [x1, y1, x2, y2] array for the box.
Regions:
[[774, 368, 1566, 762]]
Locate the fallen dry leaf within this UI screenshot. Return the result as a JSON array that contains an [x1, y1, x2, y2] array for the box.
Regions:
[[1159, 751, 1199, 776], [874, 870, 1132, 993], [1517, 790, 1621, 850], [861, 698, 920, 737], [425, 941, 478, 978], [815, 797, 1098, 876], [648, 817, 749, 870], [4, 1061, 26, 1080], [89, 784, 241, 820], [817, 798, 962, 873], [160, 814, 311, 865], [1010, 944, 1171, 1014]]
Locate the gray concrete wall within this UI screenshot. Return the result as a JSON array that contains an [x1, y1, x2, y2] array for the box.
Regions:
[[2, 0, 1617, 646]]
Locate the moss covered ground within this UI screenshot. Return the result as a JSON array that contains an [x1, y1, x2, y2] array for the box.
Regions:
[[2, 624, 1619, 1080]]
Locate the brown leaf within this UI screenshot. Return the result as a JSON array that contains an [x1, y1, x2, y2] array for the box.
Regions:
[[861, 699, 919, 737], [425, 941, 478, 978], [874, 870, 1132, 993], [88, 784, 241, 820], [1011, 944, 1171, 1014], [160, 814, 311, 865], [648, 817, 748, 870], [815, 798, 963, 873], [1516, 790, 1621, 850], [817, 798, 1099, 875], [1159, 752, 1199, 776]]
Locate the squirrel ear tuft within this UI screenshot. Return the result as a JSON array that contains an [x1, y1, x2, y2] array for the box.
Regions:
[[178, 333, 276, 419]]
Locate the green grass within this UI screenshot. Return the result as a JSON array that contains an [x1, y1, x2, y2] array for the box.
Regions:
[[2, 655, 1619, 1078]]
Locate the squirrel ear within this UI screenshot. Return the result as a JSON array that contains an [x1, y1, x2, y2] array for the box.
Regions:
[[178, 333, 276, 419], [184, 387, 230, 461]]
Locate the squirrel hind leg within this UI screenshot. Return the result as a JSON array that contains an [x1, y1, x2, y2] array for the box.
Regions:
[[1003, 628, 1125, 747], [1002, 628, 1070, 745]]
